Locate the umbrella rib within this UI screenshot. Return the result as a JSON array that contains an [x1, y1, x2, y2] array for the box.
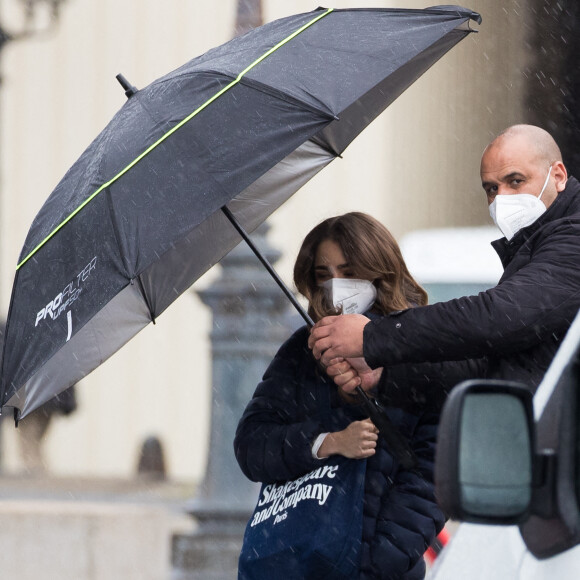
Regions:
[[16, 7, 335, 272]]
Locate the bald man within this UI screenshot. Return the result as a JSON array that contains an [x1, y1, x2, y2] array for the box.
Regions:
[[309, 124, 580, 398]]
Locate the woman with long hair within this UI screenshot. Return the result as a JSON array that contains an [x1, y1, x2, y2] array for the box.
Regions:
[[235, 213, 446, 579], [294, 212, 427, 322]]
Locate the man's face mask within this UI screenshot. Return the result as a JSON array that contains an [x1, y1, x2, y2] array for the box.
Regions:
[[320, 278, 377, 315], [489, 165, 552, 241]]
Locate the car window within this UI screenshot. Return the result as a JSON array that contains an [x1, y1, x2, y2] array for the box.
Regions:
[[422, 282, 494, 304]]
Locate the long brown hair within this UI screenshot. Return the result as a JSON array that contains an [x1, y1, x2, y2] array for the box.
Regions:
[[293, 212, 427, 322]]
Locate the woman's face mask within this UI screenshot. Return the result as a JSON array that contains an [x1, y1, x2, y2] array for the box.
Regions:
[[489, 165, 552, 240], [320, 277, 377, 315]]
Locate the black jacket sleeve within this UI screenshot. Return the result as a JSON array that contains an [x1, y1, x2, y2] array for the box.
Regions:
[[364, 219, 580, 368], [234, 328, 329, 484]]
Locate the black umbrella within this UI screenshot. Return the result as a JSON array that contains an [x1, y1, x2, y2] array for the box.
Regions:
[[0, 6, 481, 422]]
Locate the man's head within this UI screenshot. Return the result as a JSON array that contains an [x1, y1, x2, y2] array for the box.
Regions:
[[481, 124, 567, 209]]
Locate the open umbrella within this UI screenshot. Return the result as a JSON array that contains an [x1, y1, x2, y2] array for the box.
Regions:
[[0, 6, 481, 422]]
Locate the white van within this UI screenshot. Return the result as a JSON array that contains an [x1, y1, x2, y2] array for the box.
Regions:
[[400, 226, 503, 304], [430, 308, 580, 578], [402, 227, 580, 578]]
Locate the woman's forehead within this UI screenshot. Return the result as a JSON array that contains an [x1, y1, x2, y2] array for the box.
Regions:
[[314, 239, 347, 265]]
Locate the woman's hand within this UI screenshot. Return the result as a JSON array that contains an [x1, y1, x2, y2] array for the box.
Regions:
[[325, 357, 383, 396], [318, 418, 378, 459]]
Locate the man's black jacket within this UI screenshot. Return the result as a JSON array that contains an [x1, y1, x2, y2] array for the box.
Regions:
[[369, 176, 580, 406]]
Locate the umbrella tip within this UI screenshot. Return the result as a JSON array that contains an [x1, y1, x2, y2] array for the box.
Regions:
[[116, 73, 138, 98]]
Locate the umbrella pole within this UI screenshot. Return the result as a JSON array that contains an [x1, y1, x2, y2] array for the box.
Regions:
[[221, 205, 314, 327], [221, 205, 418, 470]]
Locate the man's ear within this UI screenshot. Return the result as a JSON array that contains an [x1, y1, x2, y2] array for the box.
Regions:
[[553, 161, 568, 192]]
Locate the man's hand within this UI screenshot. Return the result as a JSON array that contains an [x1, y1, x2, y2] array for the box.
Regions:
[[308, 314, 370, 366], [318, 418, 378, 459]]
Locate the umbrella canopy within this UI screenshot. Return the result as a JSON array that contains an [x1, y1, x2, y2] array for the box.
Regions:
[[0, 6, 481, 419]]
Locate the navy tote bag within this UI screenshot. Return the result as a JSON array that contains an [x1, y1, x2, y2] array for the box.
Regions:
[[238, 453, 366, 579]]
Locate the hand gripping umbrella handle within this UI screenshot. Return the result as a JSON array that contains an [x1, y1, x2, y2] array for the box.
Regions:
[[221, 204, 419, 471]]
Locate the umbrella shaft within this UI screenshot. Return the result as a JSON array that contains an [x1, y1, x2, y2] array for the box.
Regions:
[[220, 205, 314, 327]]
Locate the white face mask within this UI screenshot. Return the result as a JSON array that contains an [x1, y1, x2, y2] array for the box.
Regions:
[[320, 278, 377, 315], [489, 166, 552, 241]]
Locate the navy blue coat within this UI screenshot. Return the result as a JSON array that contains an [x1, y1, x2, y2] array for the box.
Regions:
[[234, 326, 445, 579]]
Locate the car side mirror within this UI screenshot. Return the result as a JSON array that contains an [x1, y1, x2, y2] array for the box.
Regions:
[[435, 380, 535, 524]]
